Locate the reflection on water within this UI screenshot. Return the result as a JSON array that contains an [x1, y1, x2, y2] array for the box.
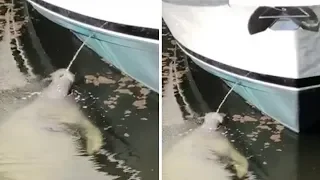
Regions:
[[163, 19, 320, 180], [0, 1, 159, 180]]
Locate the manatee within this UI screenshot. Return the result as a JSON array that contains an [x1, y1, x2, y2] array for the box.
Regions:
[[163, 112, 249, 180], [0, 68, 118, 180]]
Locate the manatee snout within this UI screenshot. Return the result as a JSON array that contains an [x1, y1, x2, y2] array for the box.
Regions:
[[40, 69, 76, 99], [51, 68, 75, 83], [43, 69, 75, 84]]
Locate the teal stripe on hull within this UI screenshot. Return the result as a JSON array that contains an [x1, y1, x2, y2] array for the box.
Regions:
[[73, 33, 159, 93], [31, 5, 159, 93], [191, 59, 299, 132]]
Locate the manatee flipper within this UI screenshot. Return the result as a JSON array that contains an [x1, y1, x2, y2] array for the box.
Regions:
[[229, 148, 249, 179], [206, 135, 248, 179], [79, 119, 103, 155]]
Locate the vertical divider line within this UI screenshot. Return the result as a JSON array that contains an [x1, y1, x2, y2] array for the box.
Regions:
[[159, 3, 163, 180]]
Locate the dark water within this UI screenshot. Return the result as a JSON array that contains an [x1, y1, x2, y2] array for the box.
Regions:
[[0, 1, 159, 179], [163, 20, 320, 180]]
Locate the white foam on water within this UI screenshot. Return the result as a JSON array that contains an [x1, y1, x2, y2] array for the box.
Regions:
[[8, 3, 35, 78], [0, 84, 42, 119], [162, 62, 185, 126], [0, 7, 28, 90], [171, 58, 194, 116]]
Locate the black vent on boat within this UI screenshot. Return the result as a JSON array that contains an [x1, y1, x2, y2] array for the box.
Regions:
[[248, 6, 320, 35]]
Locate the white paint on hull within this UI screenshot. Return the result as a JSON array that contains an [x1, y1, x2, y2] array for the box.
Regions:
[[163, 2, 320, 79], [230, 0, 320, 7], [36, 0, 160, 30]]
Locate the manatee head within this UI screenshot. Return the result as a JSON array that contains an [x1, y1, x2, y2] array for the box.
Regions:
[[202, 112, 224, 130], [50, 68, 75, 83], [42, 69, 75, 99]]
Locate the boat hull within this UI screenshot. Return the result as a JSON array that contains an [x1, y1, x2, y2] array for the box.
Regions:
[[179, 43, 301, 131], [27, 0, 159, 93], [163, 1, 320, 133]]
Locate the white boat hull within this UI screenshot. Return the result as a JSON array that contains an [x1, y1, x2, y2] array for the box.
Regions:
[[27, 0, 160, 93], [163, 1, 320, 132]]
